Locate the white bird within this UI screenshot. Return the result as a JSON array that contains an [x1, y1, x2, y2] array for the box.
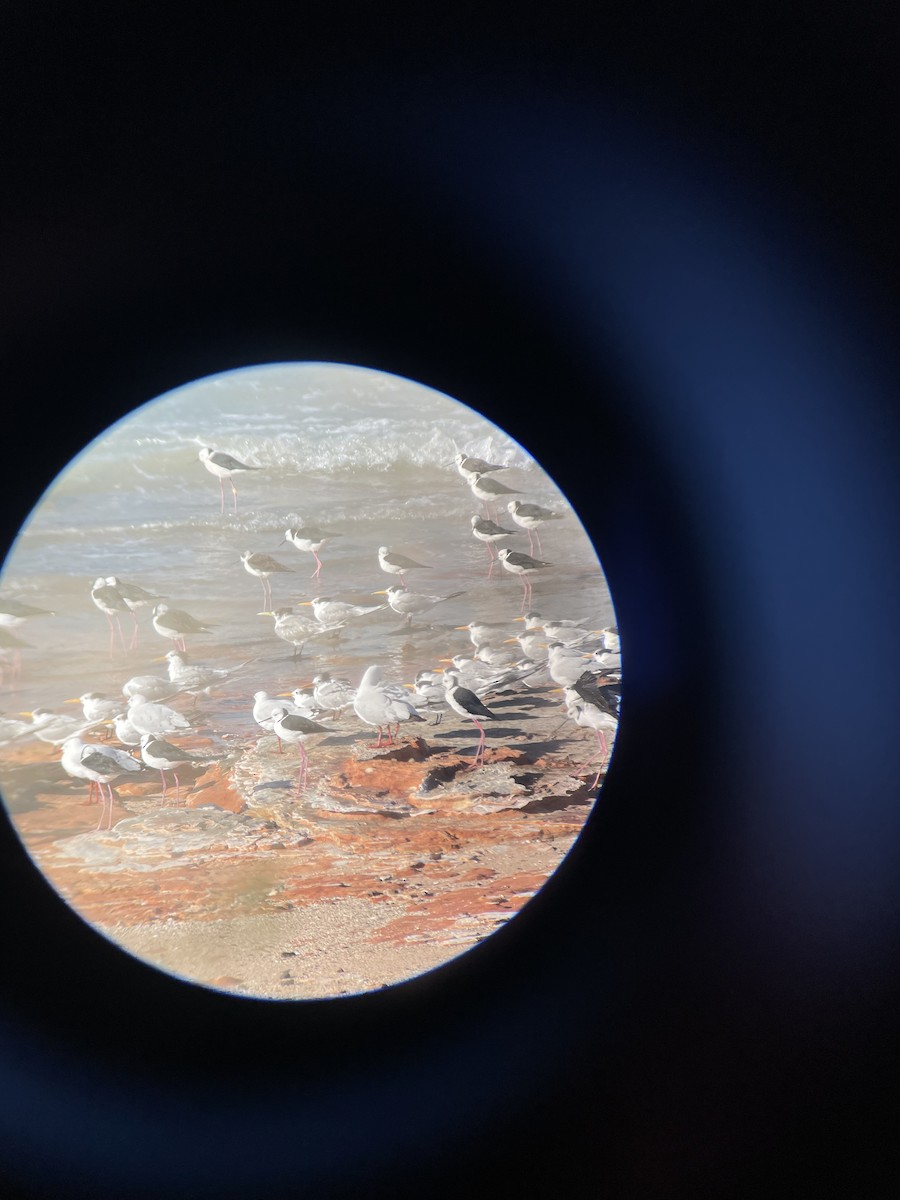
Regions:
[[376, 584, 466, 625], [163, 650, 232, 696], [126, 693, 191, 736], [454, 620, 509, 650], [287, 687, 324, 719], [546, 643, 593, 688], [139, 733, 218, 805], [271, 707, 333, 793], [442, 671, 498, 768], [282, 525, 341, 579], [25, 708, 105, 746], [468, 472, 523, 518], [377, 547, 431, 588], [199, 447, 261, 514], [68, 691, 121, 726], [505, 631, 548, 660], [506, 500, 565, 557], [311, 672, 356, 715], [60, 736, 143, 830], [259, 607, 320, 659], [474, 643, 518, 669], [151, 603, 215, 653], [122, 672, 179, 703], [300, 596, 385, 629], [112, 712, 143, 748], [412, 670, 447, 723], [497, 548, 553, 611], [239, 551, 294, 606], [352, 664, 426, 748]]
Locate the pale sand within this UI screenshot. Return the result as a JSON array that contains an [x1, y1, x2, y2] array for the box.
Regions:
[[107, 836, 573, 1000]]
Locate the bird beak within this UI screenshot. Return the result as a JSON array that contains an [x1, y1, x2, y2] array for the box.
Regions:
[[19, 711, 33, 717], [297, 601, 313, 607], [258, 611, 274, 617], [453, 625, 470, 631], [503, 638, 518, 644], [276, 692, 294, 698], [65, 698, 81, 704], [373, 590, 388, 596]]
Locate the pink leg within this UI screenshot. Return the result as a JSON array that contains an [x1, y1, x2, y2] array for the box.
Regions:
[[106, 612, 116, 658], [467, 718, 486, 768], [527, 529, 535, 555], [115, 615, 127, 655], [311, 550, 323, 579], [95, 784, 108, 831], [367, 725, 385, 749], [128, 613, 140, 650], [174, 771, 181, 805], [159, 768, 168, 798], [230, 479, 238, 513], [534, 529, 543, 558], [218, 476, 225, 514], [295, 743, 308, 793]]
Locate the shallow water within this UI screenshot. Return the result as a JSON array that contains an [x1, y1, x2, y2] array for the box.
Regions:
[[1, 362, 615, 737]]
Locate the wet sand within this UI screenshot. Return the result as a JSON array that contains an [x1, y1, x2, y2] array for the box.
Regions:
[[3, 685, 604, 1000]]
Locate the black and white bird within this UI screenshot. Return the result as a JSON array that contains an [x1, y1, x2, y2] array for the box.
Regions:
[[352, 664, 426, 748], [105, 576, 162, 649], [377, 547, 431, 589], [139, 733, 217, 805], [470, 514, 520, 573], [252, 690, 303, 752], [282, 525, 341, 579], [375, 584, 465, 625], [442, 671, 498, 768], [270, 707, 332, 793], [562, 685, 619, 789], [0, 596, 54, 630], [60, 736, 143, 830], [259, 607, 319, 659], [240, 551, 294, 606], [455, 451, 508, 481], [91, 577, 131, 657], [198, 447, 260, 514], [151, 603, 215, 653], [497, 548, 553, 611], [467, 472, 522, 519], [506, 500, 565, 557]]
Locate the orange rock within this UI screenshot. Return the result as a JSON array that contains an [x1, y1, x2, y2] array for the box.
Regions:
[[185, 764, 245, 813]]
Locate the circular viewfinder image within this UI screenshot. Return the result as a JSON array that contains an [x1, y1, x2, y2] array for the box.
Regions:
[[0, 363, 619, 999]]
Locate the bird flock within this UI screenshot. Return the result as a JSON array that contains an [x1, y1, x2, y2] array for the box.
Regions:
[[0, 444, 620, 833]]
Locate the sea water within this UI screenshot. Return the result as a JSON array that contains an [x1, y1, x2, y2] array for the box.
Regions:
[[0, 362, 614, 747]]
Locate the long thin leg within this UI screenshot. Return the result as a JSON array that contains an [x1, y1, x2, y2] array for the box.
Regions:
[[219, 476, 225, 514], [534, 529, 543, 558], [105, 612, 115, 658], [367, 725, 385, 749], [115, 615, 127, 655], [128, 612, 140, 651], [312, 549, 323, 578], [95, 784, 108, 831], [467, 717, 486, 768], [159, 768, 168, 798], [174, 771, 181, 805], [527, 528, 535, 555]]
